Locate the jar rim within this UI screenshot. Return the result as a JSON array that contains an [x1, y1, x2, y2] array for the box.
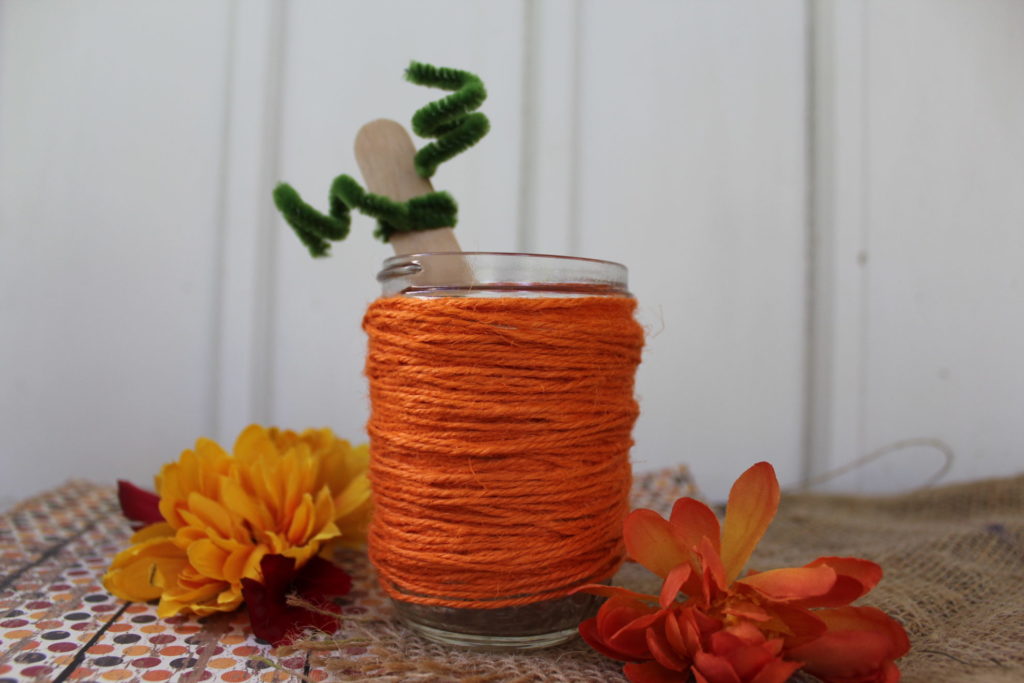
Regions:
[[380, 251, 626, 270], [376, 251, 630, 297]]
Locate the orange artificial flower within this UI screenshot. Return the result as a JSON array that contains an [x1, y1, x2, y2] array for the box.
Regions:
[[578, 462, 909, 683], [104, 426, 370, 617]]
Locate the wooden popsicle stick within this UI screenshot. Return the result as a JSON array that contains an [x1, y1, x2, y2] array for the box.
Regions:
[[354, 118, 462, 256]]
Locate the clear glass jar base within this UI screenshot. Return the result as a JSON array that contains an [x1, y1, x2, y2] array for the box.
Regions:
[[398, 618, 579, 651], [390, 590, 601, 652]]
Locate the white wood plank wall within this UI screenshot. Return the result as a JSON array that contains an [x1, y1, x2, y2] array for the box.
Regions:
[[1, 0, 1021, 508]]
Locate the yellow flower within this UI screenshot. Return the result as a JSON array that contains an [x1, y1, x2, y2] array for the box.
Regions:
[[103, 425, 370, 617], [103, 523, 186, 602]]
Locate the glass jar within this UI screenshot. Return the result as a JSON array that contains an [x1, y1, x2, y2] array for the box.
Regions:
[[369, 252, 637, 650]]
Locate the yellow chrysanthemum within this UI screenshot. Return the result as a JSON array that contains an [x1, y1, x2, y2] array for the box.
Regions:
[[103, 425, 370, 617]]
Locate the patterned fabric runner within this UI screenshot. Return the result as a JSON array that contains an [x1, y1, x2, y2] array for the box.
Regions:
[[0, 468, 697, 682]]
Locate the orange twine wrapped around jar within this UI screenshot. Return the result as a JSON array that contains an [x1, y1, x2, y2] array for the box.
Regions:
[[363, 295, 645, 609]]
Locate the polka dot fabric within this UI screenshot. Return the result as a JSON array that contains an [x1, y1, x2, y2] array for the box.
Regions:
[[0, 469, 694, 681]]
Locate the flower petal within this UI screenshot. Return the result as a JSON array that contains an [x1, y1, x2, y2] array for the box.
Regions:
[[117, 480, 164, 527], [786, 606, 910, 682], [708, 630, 789, 682], [579, 595, 660, 662], [333, 472, 371, 520], [187, 539, 230, 581], [725, 645, 775, 680], [257, 553, 297, 594], [608, 609, 667, 660], [624, 509, 693, 578], [792, 557, 883, 608], [760, 603, 827, 648], [286, 494, 315, 545], [749, 659, 804, 683], [241, 554, 347, 646], [696, 536, 727, 603], [623, 661, 686, 683], [646, 623, 689, 672], [221, 546, 254, 584], [130, 521, 176, 543], [103, 533, 186, 602], [720, 462, 780, 583], [186, 492, 236, 540], [159, 571, 232, 618], [659, 563, 693, 608], [580, 616, 633, 662], [663, 608, 689, 657], [220, 477, 275, 532], [736, 565, 836, 602], [294, 556, 353, 601], [676, 608, 704, 657], [723, 600, 770, 622], [669, 497, 721, 557], [694, 651, 741, 683]]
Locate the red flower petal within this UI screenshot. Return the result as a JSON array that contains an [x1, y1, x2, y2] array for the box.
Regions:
[[708, 629, 746, 655], [749, 658, 804, 683], [294, 556, 353, 601], [735, 565, 837, 602], [608, 609, 667, 661], [241, 554, 350, 646], [721, 619, 768, 648], [675, 608, 705, 656], [623, 660, 688, 683], [696, 536, 728, 603], [716, 641, 774, 680], [786, 606, 910, 682], [257, 554, 297, 594], [761, 603, 828, 648], [624, 509, 693, 578], [646, 622, 689, 672], [722, 600, 770, 623], [117, 479, 163, 528], [585, 595, 662, 662], [792, 557, 883, 608], [694, 651, 741, 683], [663, 608, 690, 657], [659, 563, 693, 608], [580, 616, 637, 662], [669, 497, 722, 557]]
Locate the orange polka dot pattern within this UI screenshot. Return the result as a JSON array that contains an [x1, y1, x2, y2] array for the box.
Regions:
[[0, 472, 693, 680]]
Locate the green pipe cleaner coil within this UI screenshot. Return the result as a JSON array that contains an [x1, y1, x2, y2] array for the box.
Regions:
[[406, 61, 490, 179], [273, 61, 489, 256]]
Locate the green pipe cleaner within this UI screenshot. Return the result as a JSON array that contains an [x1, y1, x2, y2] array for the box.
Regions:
[[273, 61, 489, 256]]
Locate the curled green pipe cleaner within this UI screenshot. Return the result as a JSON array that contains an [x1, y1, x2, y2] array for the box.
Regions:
[[406, 61, 490, 179], [273, 61, 489, 256]]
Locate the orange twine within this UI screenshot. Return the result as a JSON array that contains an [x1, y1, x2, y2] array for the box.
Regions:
[[362, 296, 644, 608]]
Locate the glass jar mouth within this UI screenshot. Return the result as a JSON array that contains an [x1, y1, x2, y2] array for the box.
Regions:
[[379, 251, 626, 274], [377, 251, 630, 298]]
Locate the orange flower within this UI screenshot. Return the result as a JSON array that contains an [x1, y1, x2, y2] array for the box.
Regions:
[[104, 426, 370, 617], [578, 462, 909, 683]]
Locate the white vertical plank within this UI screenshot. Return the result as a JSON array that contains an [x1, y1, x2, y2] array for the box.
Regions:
[[806, 1, 870, 485], [856, 0, 1024, 491], [572, 0, 809, 500], [269, 1, 526, 443], [0, 1, 232, 503], [519, 0, 580, 255], [215, 0, 287, 442]]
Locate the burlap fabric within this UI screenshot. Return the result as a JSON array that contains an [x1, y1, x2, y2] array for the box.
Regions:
[[302, 470, 1024, 682], [757, 473, 1024, 683]]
